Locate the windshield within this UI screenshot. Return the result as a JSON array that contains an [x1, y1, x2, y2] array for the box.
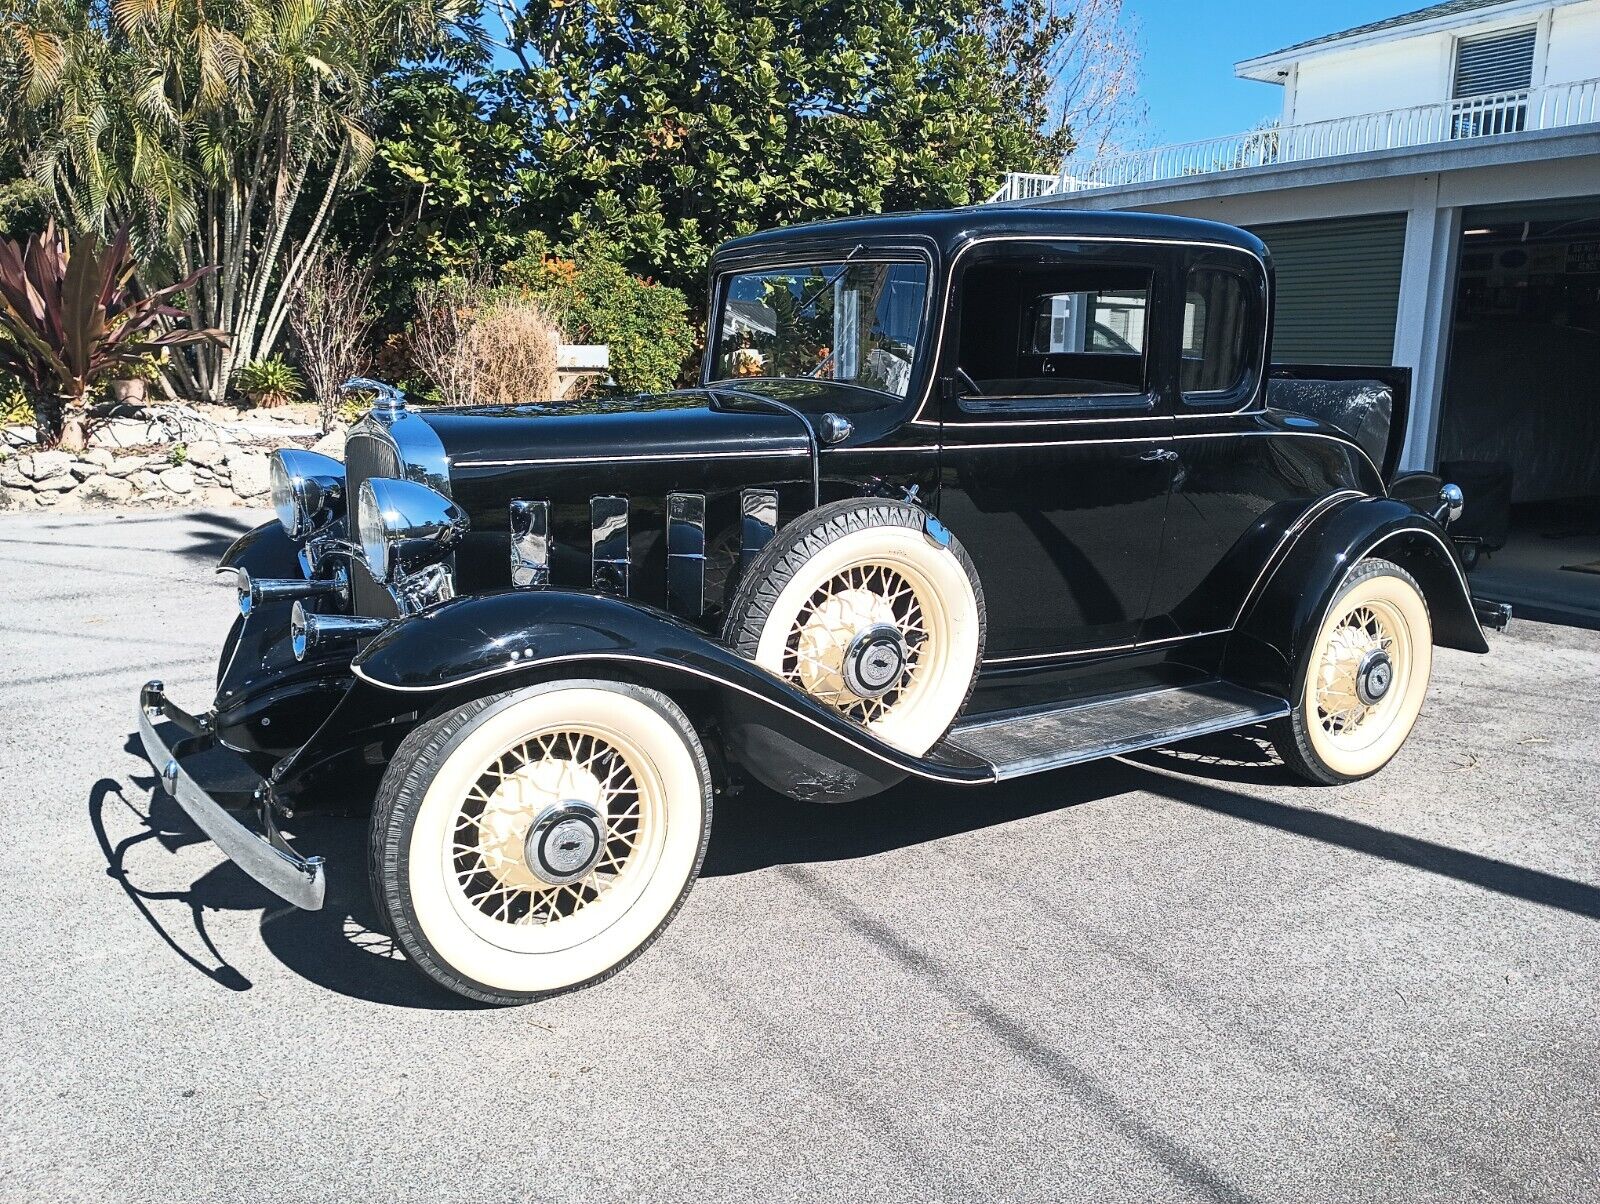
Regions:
[[711, 261, 929, 399]]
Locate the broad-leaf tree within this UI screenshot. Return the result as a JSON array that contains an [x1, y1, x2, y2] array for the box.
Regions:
[[460, 0, 1078, 296]]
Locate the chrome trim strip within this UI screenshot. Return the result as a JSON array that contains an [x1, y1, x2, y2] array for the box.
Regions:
[[666, 491, 707, 618], [983, 628, 1231, 666], [509, 499, 551, 588], [740, 488, 779, 568], [350, 654, 996, 785], [910, 234, 1271, 424], [591, 496, 630, 594], [136, 681, 325, 911], [460, 449, 808, 469], [1229, 490, 1366, 628]]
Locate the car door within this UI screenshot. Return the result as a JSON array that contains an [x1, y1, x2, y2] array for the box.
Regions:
[[933, 239, 1180, 659], [1142, 246, 1372, 641]]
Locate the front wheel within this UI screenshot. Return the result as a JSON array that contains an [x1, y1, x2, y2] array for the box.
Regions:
[[369, 680, 712, 1005], [1270, 557, 1433, 785]]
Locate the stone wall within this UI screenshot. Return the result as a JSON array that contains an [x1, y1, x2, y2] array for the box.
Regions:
[[0, 428, 345, 513]]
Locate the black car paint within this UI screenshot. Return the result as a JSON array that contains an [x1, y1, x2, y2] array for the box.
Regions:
[[209, 206, 1486, 808]]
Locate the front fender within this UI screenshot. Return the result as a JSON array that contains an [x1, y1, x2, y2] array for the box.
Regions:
[[218, 519, 302, 580], [351, 590, 992, 802], [1224, 497, 1489, 700]]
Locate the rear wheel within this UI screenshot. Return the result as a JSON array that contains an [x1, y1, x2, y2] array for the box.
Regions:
[[369, 680, 712, 1005], [1270, 558, 1432, 784]]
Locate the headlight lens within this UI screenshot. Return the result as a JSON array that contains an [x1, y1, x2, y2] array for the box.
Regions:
[[270, 449, 345, 540], [357, 480, 391, 581], [357, 476, 467, 583]]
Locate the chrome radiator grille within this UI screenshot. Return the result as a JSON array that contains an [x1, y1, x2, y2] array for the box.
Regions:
[[343, 430, 404, 618]]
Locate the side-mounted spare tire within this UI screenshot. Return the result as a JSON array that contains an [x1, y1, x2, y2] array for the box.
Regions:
[[722, 497, 986, 756]]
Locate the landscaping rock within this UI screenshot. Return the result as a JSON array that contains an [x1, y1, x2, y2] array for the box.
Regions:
[[21, 450, 71, 481], [129, 470, 162, 494], [78, 474, 136, 503], [105, 455, 147, 478], [81, 448, 116, 470], [0, 486, 33, 510], [311, 427, 346, 459], [90, 418, 154, 449], [33, 472, 77, 493], [186, 439, 226, 468], [159, 467, 195, 496], [0, 461, 26, 490], [228, 451, 270, 498], [69, 460, 101, 481]]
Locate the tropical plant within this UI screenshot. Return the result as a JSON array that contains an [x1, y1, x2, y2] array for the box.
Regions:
[[0, 222, 227, 449], [0, 0, 469, 401], [236, 356, 304, 409], [289, 246, 375, 432]]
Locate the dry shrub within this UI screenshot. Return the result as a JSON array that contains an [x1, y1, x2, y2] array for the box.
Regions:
[[289, 247, 375, 432], [410, 274, 562, 406], [465, 300, 560, 405]]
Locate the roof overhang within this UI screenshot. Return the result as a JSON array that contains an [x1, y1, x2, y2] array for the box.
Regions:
[[1235, 0, 1573, 83]]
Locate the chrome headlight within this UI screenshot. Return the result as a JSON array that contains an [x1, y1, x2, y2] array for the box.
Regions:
[[357, 476, 468, 583], [270, 449, 345, 540]]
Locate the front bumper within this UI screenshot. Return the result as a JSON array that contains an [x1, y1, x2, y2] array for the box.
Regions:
[[137, 680, 326, 910]]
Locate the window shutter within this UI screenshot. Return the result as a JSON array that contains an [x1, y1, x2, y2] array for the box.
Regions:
[[1453, 27, 1536, 98]]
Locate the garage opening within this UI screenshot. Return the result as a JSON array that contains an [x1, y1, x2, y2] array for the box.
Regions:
[[1438, 198, 1600, 627]]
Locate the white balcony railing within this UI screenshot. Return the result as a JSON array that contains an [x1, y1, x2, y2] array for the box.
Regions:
[[987, 76, 1600, 203]]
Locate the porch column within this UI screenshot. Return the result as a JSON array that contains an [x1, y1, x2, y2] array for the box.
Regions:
[[1391, 174, 1461, 472]]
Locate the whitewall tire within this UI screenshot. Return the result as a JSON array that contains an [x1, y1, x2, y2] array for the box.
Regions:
[[723, 498, 986, 756], [370, 680, 712, 1004], [1271, 557, 1433, 785]]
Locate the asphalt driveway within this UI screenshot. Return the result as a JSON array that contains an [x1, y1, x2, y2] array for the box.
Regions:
[[2, 508, 1598, 1203]]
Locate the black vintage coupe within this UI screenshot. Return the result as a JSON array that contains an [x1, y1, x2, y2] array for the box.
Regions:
[[138, 209, 1504, 1004]]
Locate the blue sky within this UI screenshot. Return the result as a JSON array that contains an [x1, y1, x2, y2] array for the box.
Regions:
[[1133, 0, 1415, 144]]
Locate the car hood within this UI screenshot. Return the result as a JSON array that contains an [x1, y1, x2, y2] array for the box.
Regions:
[[416, 388, 814, 468]]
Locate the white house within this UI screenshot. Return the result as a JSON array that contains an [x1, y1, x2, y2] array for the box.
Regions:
[[993, 0, 1600, 622]]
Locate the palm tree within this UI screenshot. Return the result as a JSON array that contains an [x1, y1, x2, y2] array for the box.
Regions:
[[0, 0, 464, 402]]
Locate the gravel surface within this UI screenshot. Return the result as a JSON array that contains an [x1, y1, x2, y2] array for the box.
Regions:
[[3, 508, 1598, 1204]]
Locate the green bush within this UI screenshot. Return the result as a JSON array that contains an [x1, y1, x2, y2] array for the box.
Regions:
[[237, 355, 304, 407], [502, 237, 696, 394]]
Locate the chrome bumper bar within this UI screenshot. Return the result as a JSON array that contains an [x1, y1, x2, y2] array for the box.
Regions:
[[137, 680, 326, 910]]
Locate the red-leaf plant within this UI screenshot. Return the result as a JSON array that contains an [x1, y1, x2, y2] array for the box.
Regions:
[[0, 222, 229, 451]]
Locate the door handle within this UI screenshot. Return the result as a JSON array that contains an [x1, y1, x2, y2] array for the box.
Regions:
[[1139, 447, 1178, 462]]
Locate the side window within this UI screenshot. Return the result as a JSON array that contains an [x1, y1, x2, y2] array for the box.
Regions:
[[1181, 266, 1250, 401], [955, 258, 1154, 409]]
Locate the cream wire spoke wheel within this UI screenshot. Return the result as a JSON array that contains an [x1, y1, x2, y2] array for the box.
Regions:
[[724, 498, 985, 756], [371, 681, 712, 1004], [784, 561, 929, 726], [1273, 557, 1432, 784]]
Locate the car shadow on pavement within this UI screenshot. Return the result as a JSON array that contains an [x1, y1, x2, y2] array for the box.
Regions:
[[702, 756, 1145, 877], [100, 734, 485, 1010]]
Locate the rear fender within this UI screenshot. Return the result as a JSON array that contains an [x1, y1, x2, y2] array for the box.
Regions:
[[350, 590, 992, 802], [1224, 497, 1489, 700]]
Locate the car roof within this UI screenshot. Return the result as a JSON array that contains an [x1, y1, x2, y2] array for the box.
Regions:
[[710, 207, 1267, 268]]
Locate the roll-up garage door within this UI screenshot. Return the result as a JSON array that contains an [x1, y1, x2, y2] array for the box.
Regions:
[[1249, 213, 1406, 365]]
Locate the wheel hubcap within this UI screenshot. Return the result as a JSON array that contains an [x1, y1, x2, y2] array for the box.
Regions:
[[524, 801, 605, 886], [842, 623, 908, 698], [1355, 648, 1393, 706]]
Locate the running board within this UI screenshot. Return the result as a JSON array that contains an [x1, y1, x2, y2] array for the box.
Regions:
[[944, 681, 1291, 780]]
